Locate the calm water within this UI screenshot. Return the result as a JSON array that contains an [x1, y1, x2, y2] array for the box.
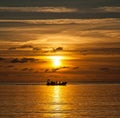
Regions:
[[0, 84, 120, 118]]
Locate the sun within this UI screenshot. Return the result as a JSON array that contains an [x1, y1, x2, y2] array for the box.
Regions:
[[50, 56, 63, 68], [53, 57, 61, 67]]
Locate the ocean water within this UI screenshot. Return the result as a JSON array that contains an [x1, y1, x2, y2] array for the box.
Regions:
[[0, 84, 120, 118]]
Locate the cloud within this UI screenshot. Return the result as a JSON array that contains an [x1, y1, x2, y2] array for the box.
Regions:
[[52, 47, 63, 52], [44, 69, 49, 73], [21, 68, 34, 72], [19, 44, 41, 51], [0, 7, 78, 13], [8, 47, 17, 50], [0, 57, 5, 61], [19, 44, 33, 48], [8, 44, 63, 53], [8, 44, 41, 51], [44, 66, 70, 73], [0, 18, 119, 25], [0, 0, 119, 8], [0, 0, 119, 20], [6, 65, 14, 68], [18, 6, 119, 14], [100, 67, 109, 71], [0, 18, 120, 46], [44, 68, 56, 73], [97, 7, 120, 13], [11, 58, 38, 63], [33, 47, 41, 51], [73, 66, 79, 70], [0, 8, 119, 20], [44, 68, 60, 73]]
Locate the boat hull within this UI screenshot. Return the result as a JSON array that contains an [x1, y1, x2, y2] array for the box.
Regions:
[[46, 81, 67, 86]]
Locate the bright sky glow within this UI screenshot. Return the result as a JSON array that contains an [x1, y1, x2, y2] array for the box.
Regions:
[[49, 56, 64, 68]]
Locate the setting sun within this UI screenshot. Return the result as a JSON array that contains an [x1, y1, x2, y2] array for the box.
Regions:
[[54, 58, 61, 67], [49, 56, 63, 68]]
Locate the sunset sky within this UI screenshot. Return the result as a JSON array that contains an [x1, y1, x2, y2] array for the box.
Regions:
[[0, 0, 120, 83]]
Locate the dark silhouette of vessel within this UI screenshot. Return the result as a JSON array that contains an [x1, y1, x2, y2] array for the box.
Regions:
[[46, 79, 67, 86]]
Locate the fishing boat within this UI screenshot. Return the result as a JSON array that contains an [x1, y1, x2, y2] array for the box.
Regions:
[[46, 79, 67, 86]]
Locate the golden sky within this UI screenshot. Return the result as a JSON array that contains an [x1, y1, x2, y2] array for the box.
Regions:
[[0, 0, 120, 83]]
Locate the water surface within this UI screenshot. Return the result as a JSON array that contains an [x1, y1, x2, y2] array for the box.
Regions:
[[0, 84, 120, 118]]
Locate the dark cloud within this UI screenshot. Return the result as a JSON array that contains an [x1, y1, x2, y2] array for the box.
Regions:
[[8, 44, 41, 51], [6, 65, 14, 68], [44, 68, 59, 73], [73, 66, 79, 70], [44, 69, 49, 73], [100, 67, 109, 71], [8, 45, 63, 53], [80, 48, 120, 55], [44, 66, 70, 73], [21, 68, 29, 71], [44, 68, 56, 73], [0, 11, 119, 20], [11, 58, 38, 63], [62, 66, 69, 69], [52, 47, 63, 52], [20, 45, 41, 51], [0, 57, 5, 61], [21, 68, 34, 72], [8, 47, 17, 50], [0, 0, 119, 8], [20, 45, 33, 48], [33, 47, 41, 51], [0, 0, 119, 20]]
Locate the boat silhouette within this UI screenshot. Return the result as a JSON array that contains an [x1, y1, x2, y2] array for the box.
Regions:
[[46, 79, 67, 86]]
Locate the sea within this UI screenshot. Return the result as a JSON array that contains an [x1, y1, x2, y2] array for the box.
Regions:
[[0, 84, 120, 118]]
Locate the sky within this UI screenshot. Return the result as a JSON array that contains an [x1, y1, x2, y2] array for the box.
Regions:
[[0, 0, 120, 83]]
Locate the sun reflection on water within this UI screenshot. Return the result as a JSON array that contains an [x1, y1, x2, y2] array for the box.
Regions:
[[54, 86, 61, 100], [52, 86, 62, 114]]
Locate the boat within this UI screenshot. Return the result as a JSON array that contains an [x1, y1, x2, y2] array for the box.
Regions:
[[46, 79, 67, 86]]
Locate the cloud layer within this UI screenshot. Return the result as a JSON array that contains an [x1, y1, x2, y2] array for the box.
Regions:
[[0, 0, 119, 20], [0, 0, 119, 45], [0, 18, 119, 44], [0, 7, 78, 13]]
